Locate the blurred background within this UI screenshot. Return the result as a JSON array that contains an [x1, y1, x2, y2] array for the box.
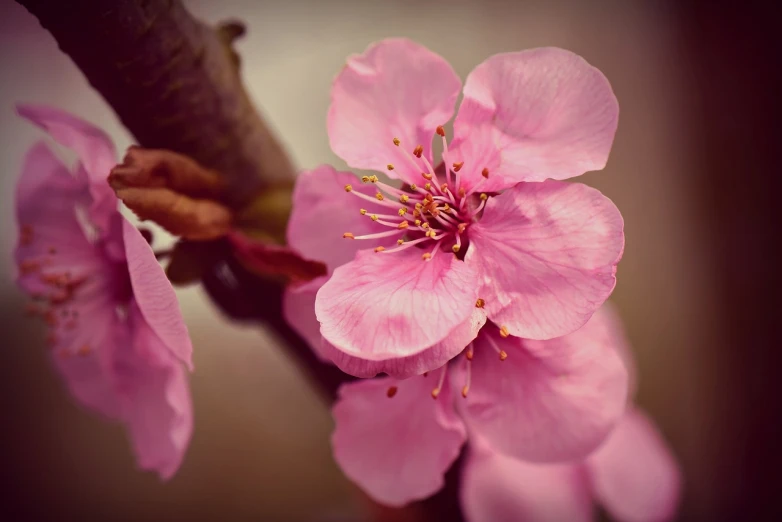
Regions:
[[0, 1, 777, 520]]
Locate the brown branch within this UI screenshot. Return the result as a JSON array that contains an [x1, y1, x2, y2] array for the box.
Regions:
[[16, 1, 464, 520]]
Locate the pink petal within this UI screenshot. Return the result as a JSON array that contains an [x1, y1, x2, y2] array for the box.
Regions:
[[332, 375, 466, 506], [115, 304, 193, 480], [586, 408, 682, 522], [328, 39, 461, 185], [287, 165, 397, 272], [14, 143, 104, 295], [283, 277, 333, 362], [455, 311, 629, 462], [316, 249, 478, 360], [17, 104, 118, 233], [123, 218, 193, 370], [466, 180, 624, 340], [321, 308, 487, 378], [454, 48, 618, 184], [461, 442, 593, 522]]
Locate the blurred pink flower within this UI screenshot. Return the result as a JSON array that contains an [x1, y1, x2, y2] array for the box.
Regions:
[[327, 306, 629, 506], [286, 38, 624, 378], [14, 105, 193, 480]]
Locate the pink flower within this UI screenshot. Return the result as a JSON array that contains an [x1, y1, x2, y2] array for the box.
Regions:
[[14, 105, 194, 480], [461, 407, 682, 522], [286, 38, 624, 377], [326, 305, 629, 506]]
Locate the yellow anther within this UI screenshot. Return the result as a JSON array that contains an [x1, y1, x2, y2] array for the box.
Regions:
[[375, 246, 386, 252], [475, 298, 485, 308], [400, 194, 409, 203], [375, 193, 385, 201], [452, 244, 460, 253], [398, 221, 409, 229], [422, 222, 430, 229], [452, 162, 464, 172], [398, 208, 408, 216], [393, 137, 400, 146], [422, 252, 432, 260], [369, 175, 379, 183], [343, 232, 355, 239], [482, 167, 490, 178], [499, 325, 509, 338], [397, 239, 405, 245], [387, 164, 395, 171], [480, 193, 488, 201], [442, 204, 451, 212], [361, 175, 371, 183], [370, 214, 379, 221], [414, 220, 422, 226], [415, 202, 423, 210], [424, 183, 432, 191], [344, 184, 353, 192], [426, 230, 436, 238], [409, 183, 418, 190], [360, 209, 367, 215]]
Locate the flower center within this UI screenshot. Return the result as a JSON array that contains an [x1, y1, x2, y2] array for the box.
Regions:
[[343, 126, 491, 261]]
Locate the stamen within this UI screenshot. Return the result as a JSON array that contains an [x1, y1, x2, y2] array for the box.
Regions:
[[475, 298, 485, 308], [413, 145, 424, 158], [346, 188, 400, 209], [462, 357, 472, 398], [360, 209, 367, 215], [380, 236, 434, 254], [343, 233, 355, 239], [393, 137, 400, 146], [351, 230, 404, 241], [482, 168, 490, 178], [452, 234, 462, 253], [457, 223, 468, 234], [452, 162, 464, 172], [470, 196, 488, 217], [431, 365, 447, 399], [387, 164, 395, 171], [387, 386, 398, 398], [485, 334, 509, 361], [466, 344, 474, 360], [499, 325, 510, 338], [375, 246, 386, 252]]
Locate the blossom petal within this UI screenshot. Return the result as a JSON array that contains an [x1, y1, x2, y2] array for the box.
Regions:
[[316, 249, 478, 360], [17, 104, 118, 232], [586, 408, 682, 522], [456, 311, 629, 462], [123, 218, 193, 370], [14, 143, 103, 295], [328, 39, 461, 184], [116, 304, 193, 480], [454, 48, 618, 184], [283, 277, 332, 362], [460, 442, 593, 522], [287, 165, 396, 272], [466, 180, 624, 340], [321, 308, 487, 378], [332, 375, 466, 506]]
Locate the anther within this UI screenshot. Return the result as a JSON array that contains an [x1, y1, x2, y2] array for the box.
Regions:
[[457, 223, 468, 234], [442, 204, 451, 212], [361, 175, 371, 183], [482, 168, 490, 178], [344, 184, 353, 192], [360, 209, 367, 215], [398, 208, 408, 216], [480, 193, 488, 201], [399, 194, 409, 203], [397, 239, 405, 245], [462, 386, 470, 398], [499, 325, 510, 338], [424, 194, 434, 203], [452, 245, 460, 253], [422, 172, 433, 181], [398, 221, 409, 229], [393, 137, 401, 146], [436, 126, 445, 137], [424, 183, 432, 190], [343, 232, 355, 239], [452, 162, 464, 172], [421, 223, 430, 229], [370, 214, 379, 221], [387, 386, 398, 397], [466, 346, 474, 360], [499, 350, 508, 361], [375, 193, 385, 201], [475, 298, 485, 308], [415, 219, 422, 226], [431, 388, 441, 399], [413, 145, 424, 158], [426, 230, 436, 238], [369, 175, 379, 183], [440, 183, 449, 192], [458, 187, 466, 198], [409, 183, 418, 190], [422, 252, 432, 260], [387, 164, 395, 171], [375, 246, 386, 252]]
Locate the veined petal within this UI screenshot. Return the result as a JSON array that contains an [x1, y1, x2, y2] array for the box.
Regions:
[[332, 375, 466, 506], [328, 38, 461, 185], [586, 408, 682, 522], [123, 218, 193, 370], [460, 441, 593, 522], [466, 180, 624, 340], [283, 276, 333, 362], [454, 48, 618, 183], [456, 311, 629, 463], [316, 249, 478, 360], [321, 308, 487, 378]]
